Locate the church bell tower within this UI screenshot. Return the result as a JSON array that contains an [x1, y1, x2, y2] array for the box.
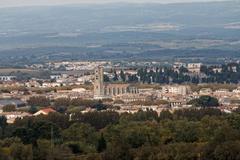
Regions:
[[94, 66, 104, 99]]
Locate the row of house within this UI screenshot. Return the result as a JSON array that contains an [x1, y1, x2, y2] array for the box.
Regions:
[[0, 107, 56, 124]]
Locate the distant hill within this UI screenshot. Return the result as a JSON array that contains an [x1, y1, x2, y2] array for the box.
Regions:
[[0, 1, 239, 65]]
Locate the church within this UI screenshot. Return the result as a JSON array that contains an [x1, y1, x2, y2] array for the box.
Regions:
[[93, 66, 139, 99]]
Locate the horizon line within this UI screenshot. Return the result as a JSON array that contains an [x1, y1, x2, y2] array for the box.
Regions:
[[0, 0, 234, 9]]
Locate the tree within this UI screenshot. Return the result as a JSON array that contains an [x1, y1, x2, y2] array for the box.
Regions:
[[113, 70, 118, 81], [62, 123, 97, 143], [3, 104, 16, 112], [10, 143, 33, 160], [12, 127, 34, 144], [174, 121, 199, 143], [0, 116, 7, 138], [104, 75, 110, 82], [173, 108, 223, 121], [120, 70, 126, 82], [213, 141, 240, 160], [92, 101, 108, 111], [71, 111, 120, 130], [179, 66, 188, 73], [0, 146, 10, 160], [128, 74, 138, 83], [27, 96, 50, 107], [44, 112, 70, 129], [226, 113, 240, 130], [203, 125, 240, 159], [70, 98, 98, 107], [13, 119, 62, 145], [32, 139, 51, 160], [188, 96, 219, 108], [159, 110, 173, 120], [54, 98, 70, 107], [133, 109, 158, 122], [28, 106, 38, 114], [97, 133, 107, 153], [32, 121, 61, 140], [62, 123, 98, 153]]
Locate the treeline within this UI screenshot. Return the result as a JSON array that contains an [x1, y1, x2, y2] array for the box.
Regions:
[[27, 95, 218, 112], [27, 96, 110, 113], [107, 62, 240, 84], [1, 108, 240, 159]]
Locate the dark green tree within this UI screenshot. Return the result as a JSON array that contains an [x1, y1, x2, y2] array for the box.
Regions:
[[0, 116, 7, 138], [188, 96, 219, 108], [3, 105, 16, 112], [104, 75, 110, 82], [113, 70, 118, 81], [27, 96, 50, 107], [159, 110, 173, 120], [120, 70, 126, 82], [97, 133, 107, 153], [28, 106, 38, 114]]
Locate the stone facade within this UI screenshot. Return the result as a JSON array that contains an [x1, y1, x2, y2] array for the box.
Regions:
[[94, 66, 138, 99]]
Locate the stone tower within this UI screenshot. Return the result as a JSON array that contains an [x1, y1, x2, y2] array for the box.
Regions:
[[94, 66, 104, 99]]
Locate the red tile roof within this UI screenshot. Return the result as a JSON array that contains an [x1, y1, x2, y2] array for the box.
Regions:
[[40, 107, 56, 114]]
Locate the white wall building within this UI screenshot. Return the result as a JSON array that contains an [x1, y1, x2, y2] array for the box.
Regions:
[[0, 76, 16, 82], [187, 63, 202, 73], [162, 85, 191, 95]]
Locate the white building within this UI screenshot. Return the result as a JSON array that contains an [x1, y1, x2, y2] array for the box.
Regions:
[[233, 87, 240, 94], [50, 75, 61, 80], [42, 82, 61, 88], [199, 88, 213, 95], [212, 67, 222, 73], [0, 112, 32, 123], [0, 76, 16, 82], [187, 63, 202, 73], [162, 85, 191, 95], [173, 62, 186, 73], [77, 75, 94, 84]]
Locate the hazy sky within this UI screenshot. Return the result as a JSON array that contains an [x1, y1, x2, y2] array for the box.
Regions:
[[0, 0, 230, 7]]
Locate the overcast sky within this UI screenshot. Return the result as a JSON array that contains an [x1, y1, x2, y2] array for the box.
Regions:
[[0, 0, 230, 7]]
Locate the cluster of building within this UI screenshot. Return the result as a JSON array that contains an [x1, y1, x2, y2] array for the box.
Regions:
[[0, 107, 56, 123], [28, 61, 112, 71], [1, 61, 240, 123], [91, 66, 240, 114], [93, 66, 139, 100], [0, 76, 16, 82], [173, 62, 202, 74]]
